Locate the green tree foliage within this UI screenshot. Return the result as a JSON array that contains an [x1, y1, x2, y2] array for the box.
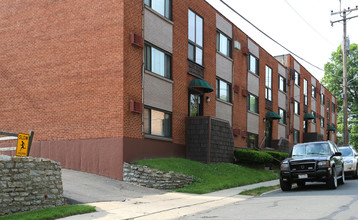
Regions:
[[322, 43, 358, 149]]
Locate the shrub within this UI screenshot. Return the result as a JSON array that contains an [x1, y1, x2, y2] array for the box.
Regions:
[[265, 151, 288, 164], [234, 149, 274, 165]]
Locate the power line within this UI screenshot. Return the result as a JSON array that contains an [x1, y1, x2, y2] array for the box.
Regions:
[[219, 0, 324, 71], [284, 0, 335, 46]]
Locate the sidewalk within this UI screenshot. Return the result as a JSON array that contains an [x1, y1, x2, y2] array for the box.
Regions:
[[62, 179, 279, 220]]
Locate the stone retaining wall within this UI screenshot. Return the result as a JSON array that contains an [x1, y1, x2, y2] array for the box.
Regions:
[[0, 155, 64, 216], [123, 162, 194, 190]]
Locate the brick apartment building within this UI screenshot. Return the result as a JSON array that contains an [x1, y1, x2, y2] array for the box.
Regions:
[[0, 0, 337, 180]]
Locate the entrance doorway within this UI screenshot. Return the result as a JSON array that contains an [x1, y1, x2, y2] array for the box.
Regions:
[[265, 120, 273, 148], [189, 93, 203, 117]]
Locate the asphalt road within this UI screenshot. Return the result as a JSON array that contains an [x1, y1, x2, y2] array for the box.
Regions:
[[182, 178, 358, 220]]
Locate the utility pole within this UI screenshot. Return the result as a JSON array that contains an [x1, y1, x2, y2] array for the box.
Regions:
[[331, 5, 358, 145]]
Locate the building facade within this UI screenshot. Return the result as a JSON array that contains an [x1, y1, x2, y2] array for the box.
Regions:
[[0, 0, 337, 180]]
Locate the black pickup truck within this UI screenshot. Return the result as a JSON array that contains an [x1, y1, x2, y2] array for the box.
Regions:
[[280, 141, 344, 191]]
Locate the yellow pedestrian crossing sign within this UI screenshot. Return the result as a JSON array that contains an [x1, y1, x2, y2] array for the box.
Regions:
[[16, 133, 30, 157]]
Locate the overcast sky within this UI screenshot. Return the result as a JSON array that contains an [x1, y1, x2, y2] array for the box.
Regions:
[[206, 0, 358, 81]]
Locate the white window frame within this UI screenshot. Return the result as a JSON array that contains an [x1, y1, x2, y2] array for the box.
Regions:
[[265, 65, 272, 101], [188, 9, 203, 65]]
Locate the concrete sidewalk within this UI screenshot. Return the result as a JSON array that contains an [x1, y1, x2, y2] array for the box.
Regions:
[[62, 169, 166, 204], [61, 172, 279, 220]]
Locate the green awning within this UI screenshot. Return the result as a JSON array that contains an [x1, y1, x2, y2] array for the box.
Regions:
[[328, 125, 336, 131], [265, 111, 281, 120], [304, 113, 315, 120], [188, 79, 214, 93]]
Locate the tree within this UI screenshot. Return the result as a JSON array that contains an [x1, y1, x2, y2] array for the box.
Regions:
[[322, 43, 358, 149]]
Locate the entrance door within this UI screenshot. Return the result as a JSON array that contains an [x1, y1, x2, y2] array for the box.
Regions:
[[189, 93, 203, 117], [265, 120, 272, 148]]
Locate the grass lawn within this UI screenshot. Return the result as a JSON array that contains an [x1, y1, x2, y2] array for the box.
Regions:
[[239, 185, 280, 196], [0, 205, 95, 220], [133, 158, 279, 194]]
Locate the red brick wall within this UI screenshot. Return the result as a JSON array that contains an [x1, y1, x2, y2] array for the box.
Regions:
[[300, 66, 311, 138], [286, 55, 294, 144], [232, 28, 248, 147], [0, 0, 124, 141], [284, 54, 338, 143], [123, 0, 143, 140], [0, 0, 338, 162], [171, 0, 218, 145], [259, 47, 280, 144]]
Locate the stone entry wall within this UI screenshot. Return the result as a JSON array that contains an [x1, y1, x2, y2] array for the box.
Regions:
[[270, 138, 290, 153], [0, 155, 64, 216], [123, 162, 194, 190], [186, 116, 234, 163], [303, 132, 324, 143]]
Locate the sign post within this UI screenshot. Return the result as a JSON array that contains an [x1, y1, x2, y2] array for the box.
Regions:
[[16, 133, 30, 157], [0, 130, 34, 156]]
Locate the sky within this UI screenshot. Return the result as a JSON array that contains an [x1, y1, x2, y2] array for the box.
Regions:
[[205, 0, 358, 81]]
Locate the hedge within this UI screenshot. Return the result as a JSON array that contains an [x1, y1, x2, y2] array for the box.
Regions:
[[265, 151, 288, 162], [234, 149, 288, 165], [234, 149, 274, 164]]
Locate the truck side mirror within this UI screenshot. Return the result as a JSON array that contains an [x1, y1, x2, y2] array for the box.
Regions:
[[334, 152, 342, 156]]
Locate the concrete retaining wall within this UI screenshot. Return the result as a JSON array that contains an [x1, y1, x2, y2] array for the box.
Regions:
[[123, 162, 194, 190], [0, 155, 64, 216]]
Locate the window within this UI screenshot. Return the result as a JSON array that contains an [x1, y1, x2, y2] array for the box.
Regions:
[[247, 133, 258, 149], [320, 117, 325, 128], [188, 10, 203, 65], [216, 31, 232, 57], [294, 101, 300, 115], [248, 54, 259, 75], [248, 94, 258, 113], [311, 85, 316, 98], [321, 93, 325, 105], [279, 108, 286, 124], [294, 130, 300, 144], [144, 0, 172, 20], [145, 44, 171, 79], [144, 107, 172, 137], [312, 111, 316, 123], [327, 99, 330, 123], [332, 103, 335, 113], [265, 66, 272, 101], [216, 78, 231, 102], [294, 71, 300, 86], [303, 79, 308, 106], [279, 75, 286, 92]]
